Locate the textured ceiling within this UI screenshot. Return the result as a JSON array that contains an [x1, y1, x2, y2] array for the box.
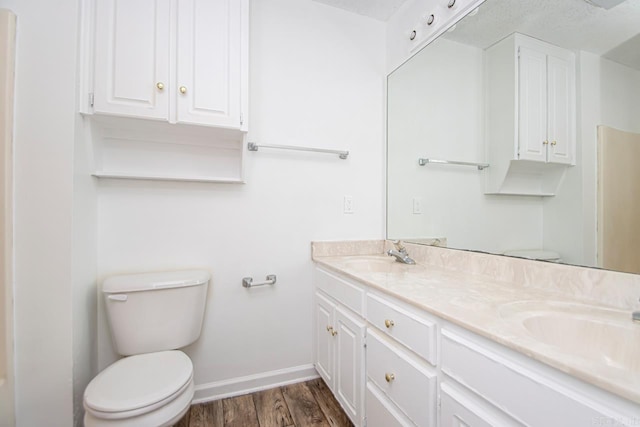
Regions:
[[312, 0, 640, 69], [311, 0, 409, 21], [442, 0, 640, 69]]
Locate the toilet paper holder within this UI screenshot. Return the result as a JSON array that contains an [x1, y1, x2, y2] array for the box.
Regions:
[[242, 275, 277, 288]]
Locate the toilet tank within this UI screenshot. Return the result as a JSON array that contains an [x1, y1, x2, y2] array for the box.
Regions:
[[102, 270, 210, 356]]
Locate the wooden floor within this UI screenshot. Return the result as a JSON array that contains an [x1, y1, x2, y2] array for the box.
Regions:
[[174, 378, 354, 427]]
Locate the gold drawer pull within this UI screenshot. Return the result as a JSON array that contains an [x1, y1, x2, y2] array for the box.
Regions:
[[385, 373, 395, 383], [384, 319, 395, 328]]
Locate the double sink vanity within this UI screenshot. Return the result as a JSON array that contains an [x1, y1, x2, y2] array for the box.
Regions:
[[312, 240, 640, 426]]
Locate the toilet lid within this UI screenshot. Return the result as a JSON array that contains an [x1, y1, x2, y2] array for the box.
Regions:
[[84, 350, 193, 413]]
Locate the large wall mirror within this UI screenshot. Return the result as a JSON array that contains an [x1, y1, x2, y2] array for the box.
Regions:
[[387, 0, 640, 274]]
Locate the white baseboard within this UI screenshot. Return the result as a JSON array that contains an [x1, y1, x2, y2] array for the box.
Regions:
[[192, 364, 319, 404]]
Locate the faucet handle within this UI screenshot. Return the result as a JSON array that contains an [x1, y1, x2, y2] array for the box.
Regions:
[[392, 240, 406, 251]]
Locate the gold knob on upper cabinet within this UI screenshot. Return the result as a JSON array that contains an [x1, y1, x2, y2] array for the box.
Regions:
[[331, 329, 338, 336], [385, 373, 395, 383], [326, 325, 332, 332], [179, 86, 187, 94], [156, 82, 164, 90], [384, 319, 395, 328], [543, 140, 549, 145], [551, 140, 557, 146]]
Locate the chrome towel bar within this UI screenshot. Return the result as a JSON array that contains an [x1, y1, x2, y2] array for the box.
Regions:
[[418, 158, 489, 170], [248, 142, 349, 159], [242, 275, 277, 288]]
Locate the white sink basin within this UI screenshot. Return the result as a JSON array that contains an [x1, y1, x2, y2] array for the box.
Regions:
[[499, 300, 640, 372]]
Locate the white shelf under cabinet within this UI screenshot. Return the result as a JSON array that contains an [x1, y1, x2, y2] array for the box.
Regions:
[[88, 116, 245, 183]]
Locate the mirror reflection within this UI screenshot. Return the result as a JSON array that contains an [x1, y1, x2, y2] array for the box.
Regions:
[[387, 0, 640, 274]]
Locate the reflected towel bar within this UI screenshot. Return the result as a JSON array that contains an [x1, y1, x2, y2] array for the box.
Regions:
[[418, 158, 489, 170], [242, 275, 277, 288], [248, 142, 349, 159]]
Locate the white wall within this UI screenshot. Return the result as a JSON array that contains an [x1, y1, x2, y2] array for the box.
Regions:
[[96, 0, 385, 400], [387, 37, 543, 254], [0, 0, 84, 425], [72, 115, 98, 425]]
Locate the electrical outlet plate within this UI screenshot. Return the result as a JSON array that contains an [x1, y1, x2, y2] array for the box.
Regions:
[[343, 195, 354, 214], [412, 197, 423, 214]]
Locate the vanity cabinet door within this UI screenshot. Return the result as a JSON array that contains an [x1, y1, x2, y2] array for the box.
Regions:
[[334, 306, 365, 425], [314, 292, 335, 388], [314, 289, 365, 426], [93, 0, 171, 120]]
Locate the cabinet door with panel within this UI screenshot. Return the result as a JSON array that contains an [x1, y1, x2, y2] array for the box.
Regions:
[[92, 0, 171, 119], [334, 306, 365, 425], [88, 0, 247, 129], [176, 0, 244, 127], [313, 290, 365, 427], [314, 292, 335, 387], [546, 54, 573, 164], [518, 46, 548, 163], [517, 40, 575, 165]]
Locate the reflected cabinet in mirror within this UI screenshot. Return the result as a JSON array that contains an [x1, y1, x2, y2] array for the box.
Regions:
[[387, 0, 640, 274]]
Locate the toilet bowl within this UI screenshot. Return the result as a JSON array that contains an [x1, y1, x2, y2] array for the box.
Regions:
[[83, 270, 210, 427], [84, 351, 193, 427]]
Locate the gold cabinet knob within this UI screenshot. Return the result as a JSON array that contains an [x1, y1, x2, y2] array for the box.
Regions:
[[179, 86, 187, 94], [384, 319, 395, 328], [543, 140, 549, 145], [156, 82, 164, 90], [331, 329, 338, 336], [385, 373, 395, 383], [326, 325, 333, 332], [551, 140, 557, 146]]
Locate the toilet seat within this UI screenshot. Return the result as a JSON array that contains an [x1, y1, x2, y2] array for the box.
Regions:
[[84, 350, 193, 422]]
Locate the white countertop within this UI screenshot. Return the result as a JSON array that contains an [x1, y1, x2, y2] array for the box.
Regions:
[[313, 253, 640, 405]]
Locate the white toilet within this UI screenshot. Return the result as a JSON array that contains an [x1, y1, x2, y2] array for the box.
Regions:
[[83, 269, 210, 427]]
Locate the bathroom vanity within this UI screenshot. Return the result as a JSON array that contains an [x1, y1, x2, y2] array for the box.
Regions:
[[312, 240, 640, 427]]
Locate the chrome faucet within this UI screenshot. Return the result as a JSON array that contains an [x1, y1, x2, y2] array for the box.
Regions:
[[387, 240, 416, 265]]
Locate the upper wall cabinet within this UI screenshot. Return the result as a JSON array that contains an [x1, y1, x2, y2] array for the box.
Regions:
[[517, 42, 575, 165], [485, 33, 576, 196], [82, 0, 248, 131]]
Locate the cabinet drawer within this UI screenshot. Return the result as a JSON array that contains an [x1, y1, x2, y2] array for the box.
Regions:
[[440, 382, 524, 427], [365, 381, 416, 427], [367, 329, 437, 427], [366, 293, 437, 365], [441, 328, 633, 426], [314, 268, 364, 315]]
